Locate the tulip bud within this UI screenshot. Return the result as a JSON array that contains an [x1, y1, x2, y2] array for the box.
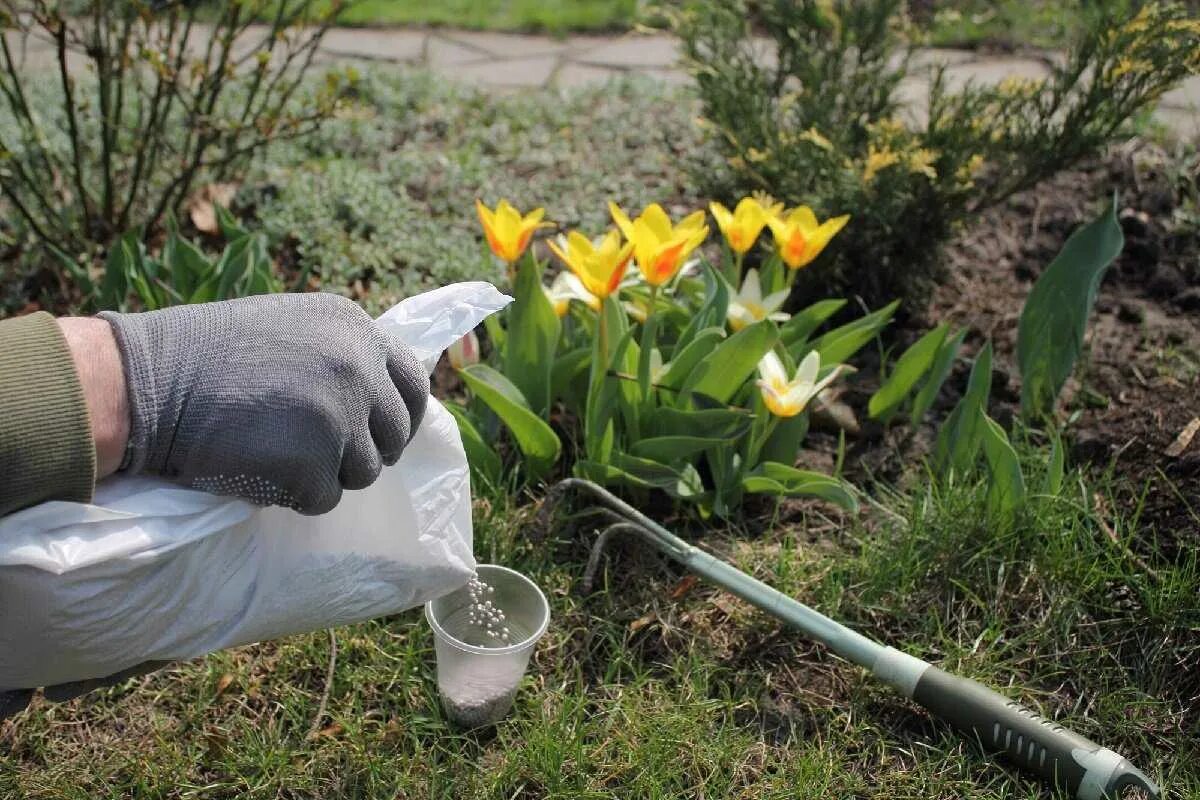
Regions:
[[447, 330, 480, 370]]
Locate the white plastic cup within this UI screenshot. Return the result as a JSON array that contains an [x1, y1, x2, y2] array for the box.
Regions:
[[425, 564, 550, 728]]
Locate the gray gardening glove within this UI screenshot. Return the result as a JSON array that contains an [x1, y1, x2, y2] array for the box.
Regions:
[[99, 293, 429, 515]]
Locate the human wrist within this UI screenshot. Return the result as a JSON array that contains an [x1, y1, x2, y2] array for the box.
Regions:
[[56, 317, 130, 478]]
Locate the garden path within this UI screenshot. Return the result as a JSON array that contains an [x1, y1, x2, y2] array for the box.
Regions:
[[6, 25, 1198, 137], [316, 27, 1200, 137]]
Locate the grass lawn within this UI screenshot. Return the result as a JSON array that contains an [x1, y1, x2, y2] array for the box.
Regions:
[[313, 0, 1134, 49], [2, 445, 1196, 798], [319, 0, 640, 33]]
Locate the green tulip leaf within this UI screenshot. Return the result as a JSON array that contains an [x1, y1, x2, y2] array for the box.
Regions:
[[934, 340, 992, 476], [780, 299, 846, 347], [682, 320, 778, 405], [445, 402, 502, 488], [1017, 193, 1124, 420], [459, 364, 560, 478], [868, 323, 949, 422], [980, 411, 1026, 519], [798, 300, 899, 365], [910, 327, 967, 426], [505, 255, 561, 415], [742, 462, 858, 511]]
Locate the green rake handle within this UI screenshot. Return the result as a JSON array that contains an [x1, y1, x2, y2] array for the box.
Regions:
[[544, 479, 1160, 800]]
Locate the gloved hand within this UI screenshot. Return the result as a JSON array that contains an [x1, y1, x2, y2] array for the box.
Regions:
[[99, 293, 429, 515]]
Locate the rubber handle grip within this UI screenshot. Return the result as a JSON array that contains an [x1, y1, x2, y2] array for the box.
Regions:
[[912, 666, 1159, 799]]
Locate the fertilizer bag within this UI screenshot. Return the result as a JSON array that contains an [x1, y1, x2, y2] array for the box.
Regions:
[[0, 282, 510, 689]]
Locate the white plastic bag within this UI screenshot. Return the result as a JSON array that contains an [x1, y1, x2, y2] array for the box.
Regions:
[[0, 282, 511, 690]]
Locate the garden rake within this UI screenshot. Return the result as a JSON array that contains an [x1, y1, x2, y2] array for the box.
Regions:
[[538, 479, 1160, 800]]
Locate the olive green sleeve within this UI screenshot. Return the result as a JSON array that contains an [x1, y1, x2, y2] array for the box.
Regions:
[[0, 311, 96, 517]]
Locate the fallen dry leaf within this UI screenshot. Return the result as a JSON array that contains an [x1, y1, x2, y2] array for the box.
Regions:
[[1165, 417, 1199, 458], [629, 612, 656, 632], [187, 182, 239, 235], [669, 575, 699, 600], [313, 723, 344, 740], [214, 673, 235, 697]]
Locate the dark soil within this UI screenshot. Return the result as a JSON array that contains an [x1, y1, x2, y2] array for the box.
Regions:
[[909, 141, 1199, 560]]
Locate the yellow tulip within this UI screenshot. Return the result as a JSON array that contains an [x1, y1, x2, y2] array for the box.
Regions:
[[757, 351, 846, 418], [544, 269, 600, 317], [609, 201, 708, 287], [727, 269, 790, 332], [546, 229, 633, 300], [476, 198, 546, 264], [767, 206, 850, 271], [710, 197, 769, 254]]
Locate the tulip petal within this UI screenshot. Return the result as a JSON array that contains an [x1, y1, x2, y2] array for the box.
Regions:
[[640, 203, 674, 241], [757, 351, 789, 387], [796, 350, 821, 386], [740, 268, 763, 303], [789, 205, 820, 233], [761, 288, 790, 314], [609, 201, 636, 241]]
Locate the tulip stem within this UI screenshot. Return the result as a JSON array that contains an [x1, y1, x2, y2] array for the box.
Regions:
[[637, 285, 659, 402], [733, 251, 744, 285]]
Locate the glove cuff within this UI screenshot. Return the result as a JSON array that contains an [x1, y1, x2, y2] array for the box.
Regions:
[[97, 310, 160, 474]]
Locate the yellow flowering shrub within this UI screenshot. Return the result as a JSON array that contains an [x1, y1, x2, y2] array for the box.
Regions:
[[673, 0, 1200, 306]]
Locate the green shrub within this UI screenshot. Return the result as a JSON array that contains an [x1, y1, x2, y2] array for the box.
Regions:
[[672, 0, 1200, 307], [0, 0, 347, 258]]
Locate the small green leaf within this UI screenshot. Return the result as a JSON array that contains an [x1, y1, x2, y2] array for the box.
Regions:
[[100, 232, 141, 310], [935, 340, 993, 476], [460, 364, 561, 478], [657, 327, 725, 391], [980, 411, 1026, 519], [612, 451, 704, 498], [164, 231, 214, 300], [445, 402, 502, 488], [742, 462, 858, 511], [780, 299, 846, 347], [800, 300, 899, 365], [1044, 429, 1065, 496], [630, 435, 729, 462], [644, 407, 753, 439], [505, 255, 561, 415], [483, 313, 506, 352], [759, 412, 809, 467], [550, 346, 591, 407], [869, 323, 949, 422], [682, 320, 778, 405], [637, 311, 658, 399], [1018, 194, 1124, 420], [214, 236, 254, 300], [675, 261, 729, 351], [214, 203, 248, 241], [910, 328, 967, 426]]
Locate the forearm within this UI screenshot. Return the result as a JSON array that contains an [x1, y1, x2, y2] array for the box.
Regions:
[[56, 317, 129, 479]]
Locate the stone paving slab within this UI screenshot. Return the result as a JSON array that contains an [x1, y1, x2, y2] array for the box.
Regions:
[[451, 55, 560, 88], [442, 30, 570, 59], [1160, 75, 1200, 110], [426, 36, 492, 68], [572, 35, 680, 69], [320, 28, 426, 62]]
